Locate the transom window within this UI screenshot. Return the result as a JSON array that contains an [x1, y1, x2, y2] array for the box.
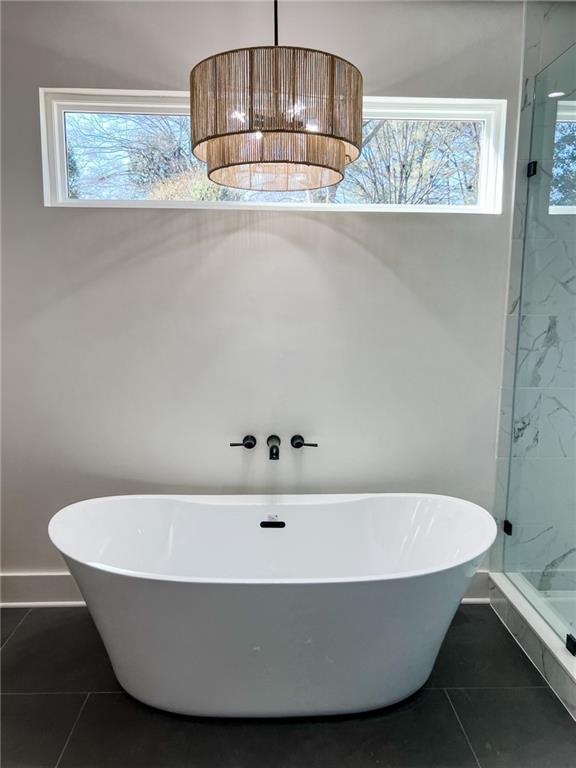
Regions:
[[40, 89, 506, 213], [550, 100, 576, 215]]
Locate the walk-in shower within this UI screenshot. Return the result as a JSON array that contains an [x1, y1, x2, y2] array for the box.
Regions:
[[502, 41, 576, 652]]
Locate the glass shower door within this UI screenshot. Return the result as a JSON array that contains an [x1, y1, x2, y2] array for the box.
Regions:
[[504, 43, 576, 644]]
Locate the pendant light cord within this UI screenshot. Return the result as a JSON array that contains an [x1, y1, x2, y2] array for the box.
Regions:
[[274, 0, 279, 45]]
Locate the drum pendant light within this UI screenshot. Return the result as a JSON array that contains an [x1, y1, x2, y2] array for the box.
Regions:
[[190, 0, 363, 192]]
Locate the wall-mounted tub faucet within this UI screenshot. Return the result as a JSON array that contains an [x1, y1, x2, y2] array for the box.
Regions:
[[267, 435, 281, 460], [230, 435, 257, 449], [290, 434, 318, 449]]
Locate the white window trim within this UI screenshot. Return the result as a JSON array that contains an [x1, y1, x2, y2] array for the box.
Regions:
[[39, 88, 507, 214], [549, 100, 575, 216]]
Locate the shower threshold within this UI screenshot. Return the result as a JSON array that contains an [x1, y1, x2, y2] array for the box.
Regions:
[[490, 572, 576, 721]]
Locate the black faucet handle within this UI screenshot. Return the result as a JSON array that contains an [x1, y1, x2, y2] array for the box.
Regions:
[[230, 435, 257, 449], [290, 434, 318, 449]]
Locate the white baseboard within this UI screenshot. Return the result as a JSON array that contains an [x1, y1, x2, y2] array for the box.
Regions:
[[1, 568, 491, 607], [1, 571, 83, 604], [462, 569, 490, 601]]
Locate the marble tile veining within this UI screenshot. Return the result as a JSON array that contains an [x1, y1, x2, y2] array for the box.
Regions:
[[538, 550, 576, 591], [506, 455, 575, 577], [497, 387, 514, 459], [513, 387, 576, 458], [507, 240, 524, 316], [512, 389, 541, 457], [502, 313, 520, 390], [543, 645, 576, 719], [505, 522, 563, 576], [522, 238, 576, 315], [537, 389, 576, 458], [526, 209, 576, 243], [516, 314, 576, 388]]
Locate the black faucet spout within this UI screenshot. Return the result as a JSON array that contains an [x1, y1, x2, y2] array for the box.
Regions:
[[267, 435, 281, 461]]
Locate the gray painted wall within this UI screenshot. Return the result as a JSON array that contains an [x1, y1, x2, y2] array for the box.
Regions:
[[2, 1, 523, 577]]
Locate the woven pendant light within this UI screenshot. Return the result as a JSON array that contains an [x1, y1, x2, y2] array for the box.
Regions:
[[190, 0, 363, 192]]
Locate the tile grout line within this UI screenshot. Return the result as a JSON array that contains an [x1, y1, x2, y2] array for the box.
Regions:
[[489, 602, 576, 722], [444, 689, 483, 768], [488, 602, 550, 686], [1, 608, 33, 650], [427, 684, 548, 690], [3, 691, 120, 696], [2, 685, 550, 696], [53, 692, 90, 768]]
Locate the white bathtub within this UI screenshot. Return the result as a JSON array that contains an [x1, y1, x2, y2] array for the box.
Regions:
[[49, 493, 496, 717]]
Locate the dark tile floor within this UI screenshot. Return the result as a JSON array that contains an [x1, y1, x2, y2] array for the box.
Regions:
[[1, 605, 575, 768]]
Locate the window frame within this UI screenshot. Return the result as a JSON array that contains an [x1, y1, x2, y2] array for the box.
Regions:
[[549, 100, 576, 216], [39, 87, 507, 213]]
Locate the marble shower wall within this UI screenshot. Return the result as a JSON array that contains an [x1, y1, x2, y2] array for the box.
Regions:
[[494, 2, 576, 583]]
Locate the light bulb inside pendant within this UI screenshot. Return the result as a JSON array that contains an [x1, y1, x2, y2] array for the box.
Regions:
[[190, 0, 363, 192]]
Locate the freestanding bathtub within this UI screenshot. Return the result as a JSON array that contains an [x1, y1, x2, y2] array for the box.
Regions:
[[49, 493, 496, 717]]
